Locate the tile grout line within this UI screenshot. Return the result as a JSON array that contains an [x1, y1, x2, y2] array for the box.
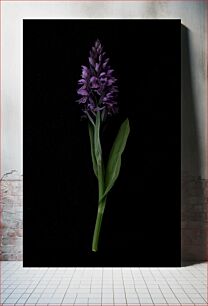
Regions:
[[183, 266, 207, 300], [130, 267, 141, 305], [168, 267, 206, 304], [149, 268, 169, 304], [140, 268, 154, 305], [22, 267, 50, 304], [121, 268, 128, 305], [156, 268, 181, 305], [62, 267, 76, 305]]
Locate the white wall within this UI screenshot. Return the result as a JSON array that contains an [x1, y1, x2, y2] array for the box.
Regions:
[[1, 1, 207, 178]]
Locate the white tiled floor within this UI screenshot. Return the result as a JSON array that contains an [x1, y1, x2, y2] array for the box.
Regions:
[[0, 261, 207, 305]]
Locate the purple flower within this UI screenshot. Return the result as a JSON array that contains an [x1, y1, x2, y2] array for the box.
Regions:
[[76, 39, 118, 121]]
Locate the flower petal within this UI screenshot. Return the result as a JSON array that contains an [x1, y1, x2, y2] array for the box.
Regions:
[[100, 72, 106, 77], [78, 79, 87, 84], [89, 57, 95, 67], [77, 88, 88, 96], [107, 79, 114, 86], [78, 96, 87, 104], [95, 63, 100, 72], [103, 58, 109, 69], [90, 76, 100, 89], [81, 66, 89, 78]]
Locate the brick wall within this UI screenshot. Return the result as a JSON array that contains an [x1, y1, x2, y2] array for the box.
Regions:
[[181, 175, 208, 264], [0, 172, 23, 260]]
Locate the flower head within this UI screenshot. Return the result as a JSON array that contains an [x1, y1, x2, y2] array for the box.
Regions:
[[77, 39, 118, 122]]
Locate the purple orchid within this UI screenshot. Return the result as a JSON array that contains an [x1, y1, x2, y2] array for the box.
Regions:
[[77, 39, 118, 122], [75, 39, 130, 252]]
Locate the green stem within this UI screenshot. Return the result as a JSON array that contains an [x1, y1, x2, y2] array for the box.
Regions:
[[92, 112, 106, 252], [92, 162, 105, 252], [92, 197, 106, 252], [98, 162, 104, 200]]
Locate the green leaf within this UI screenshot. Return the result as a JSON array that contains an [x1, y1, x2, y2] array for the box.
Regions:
[[103, 118, 130, 198], [94, 112, 102, 166], [88, 123, 98, 178]]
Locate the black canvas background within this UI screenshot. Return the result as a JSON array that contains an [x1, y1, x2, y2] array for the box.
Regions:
[[23, 19, 181, 267]]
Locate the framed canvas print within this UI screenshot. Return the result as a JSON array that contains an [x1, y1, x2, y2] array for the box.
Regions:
[[23, 19, 181, 267]]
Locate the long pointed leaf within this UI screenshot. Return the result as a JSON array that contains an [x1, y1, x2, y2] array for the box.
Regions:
[[94, 112, 102, 166], [88, 123, 98, 178], [103, 118, 130, 198]]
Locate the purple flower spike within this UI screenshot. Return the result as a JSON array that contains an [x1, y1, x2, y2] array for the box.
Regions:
[[77, 39, 118, 121]]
